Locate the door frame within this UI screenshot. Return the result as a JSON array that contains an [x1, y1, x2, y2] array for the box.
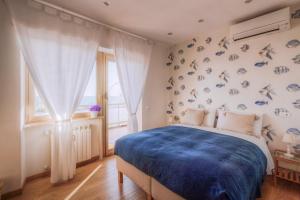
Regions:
[[97, 52, 117, 156]]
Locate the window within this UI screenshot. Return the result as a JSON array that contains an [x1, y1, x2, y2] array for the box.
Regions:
[[26, 62, 99, 123]]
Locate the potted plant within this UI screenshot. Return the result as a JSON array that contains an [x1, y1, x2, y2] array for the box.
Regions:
[[89, 104, 101, 118]]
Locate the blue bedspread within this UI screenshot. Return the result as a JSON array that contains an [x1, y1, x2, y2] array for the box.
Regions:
[[115, 126, 267, 200]]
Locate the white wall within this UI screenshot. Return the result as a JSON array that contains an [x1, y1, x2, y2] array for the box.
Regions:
[[142, 42, 170, 130], [0, 1, 22, 194]]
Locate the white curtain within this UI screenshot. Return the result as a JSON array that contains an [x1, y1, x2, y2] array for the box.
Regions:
[[112, 31, 153, 132], [8, 0, 101, 183]]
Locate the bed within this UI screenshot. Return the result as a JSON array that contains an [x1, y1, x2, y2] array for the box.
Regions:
[[115, 124, 274, 200]]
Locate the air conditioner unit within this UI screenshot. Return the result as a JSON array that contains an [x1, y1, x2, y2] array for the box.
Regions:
[[230, 7, 290, 42]]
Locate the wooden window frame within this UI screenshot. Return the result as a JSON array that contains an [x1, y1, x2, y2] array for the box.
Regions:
[[25, 52, 108, 124]]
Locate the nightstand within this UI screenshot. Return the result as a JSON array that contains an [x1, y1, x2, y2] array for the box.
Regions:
[[273, 150, 300, 186]]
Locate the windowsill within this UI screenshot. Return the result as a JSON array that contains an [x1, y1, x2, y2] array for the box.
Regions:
[[24, 116, 103, 128]]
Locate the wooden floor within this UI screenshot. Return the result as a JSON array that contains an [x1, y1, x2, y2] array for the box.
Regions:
[[9, 156, 300, 200]]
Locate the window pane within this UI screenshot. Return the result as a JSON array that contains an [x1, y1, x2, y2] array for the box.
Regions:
[[34, 89, 48, 116], [33, 63, 97, 116], [78, 63, 97, 110]]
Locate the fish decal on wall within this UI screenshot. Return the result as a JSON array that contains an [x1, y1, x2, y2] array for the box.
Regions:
[[259, 44, 275, 60], [174, 90, 180, 96], [286, 39, 300, 48], [205, 37, 212, 44], [166, 101, 174, 114], [274, 108, 290, 118], [198, 75, 205, 81], [180, 85, 186, 90], [218, 37, 229, 49], [197, 46, 205, 52], [229, 54, 239, 61], [216, 83, 225, 88], [178, 49, 184, 55], [286, 84, 300, 92], [166, 77, 174, 90], [215, 51, 225, 56], [244, 0, 253, 4], [178, 101, 184, 107], [255, 100, 268, 106], [241, 80, 250, 88], [293, 99, 300, 109], [180, 58, 186, 64], [174, 65, 180, 71], [168, 77, 175, 86], [206, 67, 212, 74], [259, 85, 275, 100], [262, 125, 276, 144], [168, 101, 174, 111], [292, 54, 300, 64], [255, 61, 268, 67], [218, 104, 228, 111], [178, 75, 184, 80], [187, 38, 197, 48], [206, 98, 213, 105], [237, 68, 247, 75], [187, 71, 195, 76], [273, 66, 289, 74], [203, 87, 211, 93], [188, 99, 195, 103], [174, 115, 180, 122], [229, 88, 239, 95], [292, 9, 300, 19], [219, 71, 229, 83], [190, 89, 198, 98], [287, 128, 300, 136], [166, 52, 174, 66], [203, 57, 210, 63], [189, 60, 198, 71], [237, 104, 247, 110], [240, 44, 250, 52], [198, 104, 205, 109]]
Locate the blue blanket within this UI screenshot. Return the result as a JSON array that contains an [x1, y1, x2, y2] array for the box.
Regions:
[[115, 126, 267, 200]]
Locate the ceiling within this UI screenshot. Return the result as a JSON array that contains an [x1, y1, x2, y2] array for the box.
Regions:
[[44, 0, 300, 44]]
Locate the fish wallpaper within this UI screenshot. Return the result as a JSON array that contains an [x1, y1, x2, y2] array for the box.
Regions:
[[165, 14, 300, 151]]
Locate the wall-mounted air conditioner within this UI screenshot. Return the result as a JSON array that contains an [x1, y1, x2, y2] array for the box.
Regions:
[[230, 7, 290, 42]]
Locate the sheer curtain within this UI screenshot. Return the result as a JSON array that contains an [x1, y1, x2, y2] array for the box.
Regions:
[[112, 31, 153, 132], [8, 0, 101, 183]]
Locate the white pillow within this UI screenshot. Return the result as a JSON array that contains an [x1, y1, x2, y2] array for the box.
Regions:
[[181, 109, 205, 126], [217, 110, 263, 137], [202, 109, 216, 127], [216, 111, 256, 135]]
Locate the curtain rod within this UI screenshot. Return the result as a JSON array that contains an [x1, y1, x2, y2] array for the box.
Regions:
[[32, 0, 150, 41]]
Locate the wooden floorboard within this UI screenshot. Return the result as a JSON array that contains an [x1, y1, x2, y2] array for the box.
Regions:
[[8, 156, 300, 200]]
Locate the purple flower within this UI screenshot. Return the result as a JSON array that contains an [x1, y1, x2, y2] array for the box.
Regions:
[[89, 105, 101, 112]]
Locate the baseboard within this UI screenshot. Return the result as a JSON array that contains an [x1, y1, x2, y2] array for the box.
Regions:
[[1, 188, 22, 200], [25, 170, 51, 183], [24, 156, 100, 183], [76, 156, 100, 168]]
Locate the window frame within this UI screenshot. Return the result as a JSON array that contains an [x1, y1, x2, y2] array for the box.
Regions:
[[25, 52, 106, 124]]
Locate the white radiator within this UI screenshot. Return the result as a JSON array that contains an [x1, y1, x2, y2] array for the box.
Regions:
[[73, 124, 92, 163]]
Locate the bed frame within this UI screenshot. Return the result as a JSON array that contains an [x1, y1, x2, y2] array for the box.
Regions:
[[116, 156, 184, 200]]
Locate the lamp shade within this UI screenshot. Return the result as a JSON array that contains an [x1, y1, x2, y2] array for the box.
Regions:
[[282, 133, 295, 144]]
